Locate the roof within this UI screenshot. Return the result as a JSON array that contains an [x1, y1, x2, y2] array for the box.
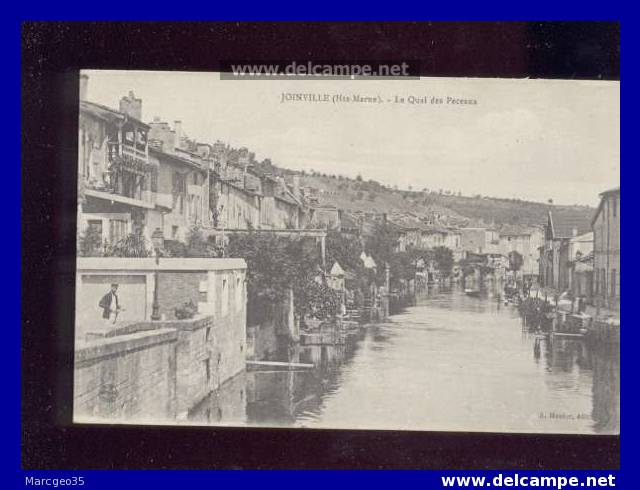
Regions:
[[274, 182, 303, 207], [363, 255, 377, 269], [499, 224, 542, 237], [600, 186, 620, 198], [149, 146, 205, 171], [548, 211, 592, 239], [591, 186, 620, 227], [248, 164, 279, 182], [569, 231, 594, 243], [80, 100, 150, 129], [329, 261, 345, 276]]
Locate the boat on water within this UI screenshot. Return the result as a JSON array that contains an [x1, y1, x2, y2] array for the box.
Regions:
[[464, 289, 482, 298]]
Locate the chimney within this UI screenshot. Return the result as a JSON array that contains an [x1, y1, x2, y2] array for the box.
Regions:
[[79, 73, 89, 101], [174, 120, 182, 148], [148, 118, 176, 153], [119, 91, 142, 120], [572, 227, 578, 237]]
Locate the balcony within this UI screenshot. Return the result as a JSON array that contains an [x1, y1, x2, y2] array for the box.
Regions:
[[84, 188, 155, 209], [108, 141, 148, 164], [84, 148, 156, 209]]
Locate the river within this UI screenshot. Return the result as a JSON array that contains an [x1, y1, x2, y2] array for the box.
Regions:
[[188, 287, 619, 434]]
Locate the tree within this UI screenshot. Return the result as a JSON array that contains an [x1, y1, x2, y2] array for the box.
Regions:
[[326, 230, 362, 272], [366, 223, 400, 284], [508, 250, 524, 274], [387, 250, 416, 287], [226, 232, 330, 320], [78, 227, 104, 257], [433, 246, 454, 277]]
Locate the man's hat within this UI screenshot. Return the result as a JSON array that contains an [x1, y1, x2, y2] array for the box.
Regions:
[[111, 283, 119, 287]]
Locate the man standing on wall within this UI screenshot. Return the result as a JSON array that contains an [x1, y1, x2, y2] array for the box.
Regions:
[[99, 283, 122, 325]]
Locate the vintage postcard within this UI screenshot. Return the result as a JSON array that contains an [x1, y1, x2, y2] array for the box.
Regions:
[[73, 69, 619, 434]]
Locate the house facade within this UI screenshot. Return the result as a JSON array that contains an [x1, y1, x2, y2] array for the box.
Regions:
[[539, 211, 592, 291], [460, 227, 501, 255], [146, 118, 210, 242], [498, 225, 544, 279], [592, 187, 620, 310], [78, 90, 157, 252]]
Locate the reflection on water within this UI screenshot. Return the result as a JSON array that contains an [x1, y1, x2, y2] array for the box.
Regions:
[[189, 288, 619, 434]]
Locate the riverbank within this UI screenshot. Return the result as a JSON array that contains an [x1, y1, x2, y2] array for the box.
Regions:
[[189, 287, 619, 434]]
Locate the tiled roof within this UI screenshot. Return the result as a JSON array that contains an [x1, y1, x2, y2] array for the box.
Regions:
[[80, 100, 124, 124], [149, 146, 204, 171], [80, 100, 150, 129], [549, 212, 592, 239], [499, 224, 542, 237]]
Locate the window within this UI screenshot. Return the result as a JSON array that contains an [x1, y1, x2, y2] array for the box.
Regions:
[[221, 277, 228, 316], [236, 276, 242, 312], [172, 225, 179, 239], [150, 169, 158, 193], [87, 219, 102, 237], [205, 358, 211, 384], [109, 219, 127, 244], [611, 269, 617, 298], [124, 129, 135, 145], [172, 172, 186, 214], [612, 197, 617, 217]]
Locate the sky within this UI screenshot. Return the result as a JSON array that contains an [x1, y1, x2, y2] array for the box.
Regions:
[[82, 70, 619, 206]]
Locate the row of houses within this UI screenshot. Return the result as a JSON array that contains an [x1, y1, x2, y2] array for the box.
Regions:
[[539, 187, 620, 311], [389, 214, 544, 278], [77, 76, 324, 252]]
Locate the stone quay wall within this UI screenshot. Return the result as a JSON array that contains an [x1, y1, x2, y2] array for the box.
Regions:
[[74, 257, 247, 423], [74, 328, 178, 423]]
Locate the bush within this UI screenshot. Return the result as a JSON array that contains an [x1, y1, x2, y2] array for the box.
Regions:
[[105, 233, 150, 257], [186, 226, 221, 257], [78, 228, 104, 257], [175, 300, 197, 320], [297, 280, 341, 320], [163, 239, 188, 258]]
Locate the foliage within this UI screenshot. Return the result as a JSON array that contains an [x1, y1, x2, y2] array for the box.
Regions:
[[508, 250, 524, 272], [387, 250, 417, 286], [226, 232, 326, 317], [365, 223, 399, 283], [209, 183, 220, 228], [518, 297, 553, 329], [185, 226, 221, 257], [433, 246, 454, 276], [78, 227, 104, 257], [105, 233, 150, 257], [163, 239, 188, 258], [296, 280, 341, 320], [326, 230, 362, 272], [175, 300, 197, 320]]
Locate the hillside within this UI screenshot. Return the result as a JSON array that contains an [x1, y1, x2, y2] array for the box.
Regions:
[[244, 157, 595, 229], [293, 174, 594, 229]]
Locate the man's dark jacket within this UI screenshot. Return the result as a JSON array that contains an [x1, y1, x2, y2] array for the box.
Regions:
[[98, 292, 118, 319]]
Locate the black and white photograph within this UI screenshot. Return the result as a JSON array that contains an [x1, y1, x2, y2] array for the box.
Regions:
[[72, 68, 619, 435]]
